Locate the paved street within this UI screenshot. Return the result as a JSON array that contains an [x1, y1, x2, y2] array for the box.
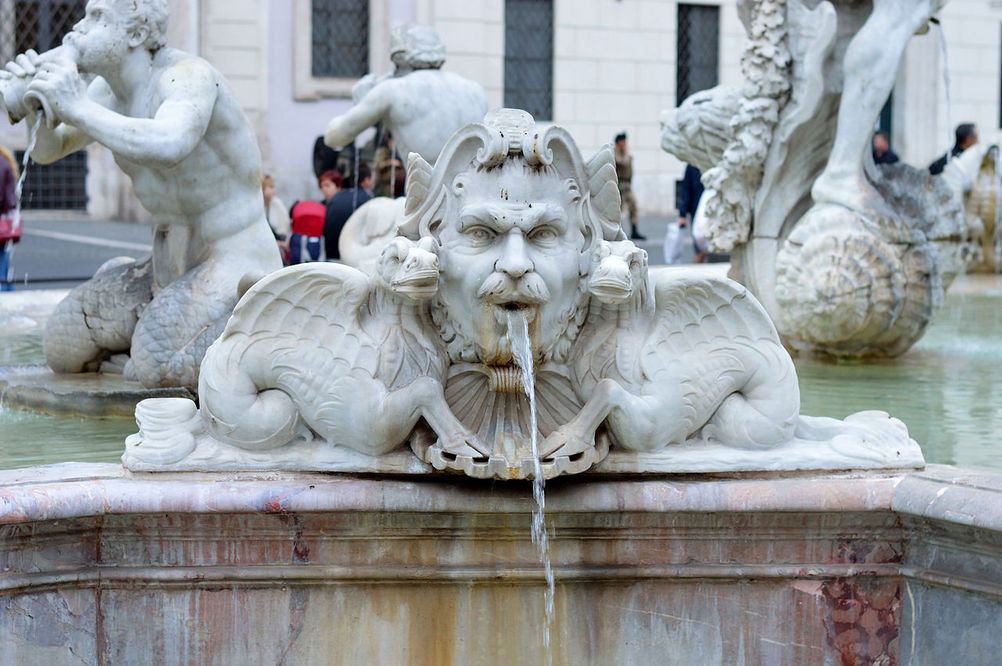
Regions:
[[7, 213, 152, 290], [4, 211, 706, 291]]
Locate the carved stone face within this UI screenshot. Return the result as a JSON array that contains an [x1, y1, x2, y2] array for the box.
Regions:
[[65, 0, 131, 72], [433, 160, 586, 365]]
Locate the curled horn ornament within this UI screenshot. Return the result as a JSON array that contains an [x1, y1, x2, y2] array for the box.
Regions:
[[774, 205, 938, 357], [399, 109, 625, 243]]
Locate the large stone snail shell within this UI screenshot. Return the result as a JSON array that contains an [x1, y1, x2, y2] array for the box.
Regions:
[[774, 205, 938, 358]]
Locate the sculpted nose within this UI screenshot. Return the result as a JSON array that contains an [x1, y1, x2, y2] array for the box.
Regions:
[[495, 231, 533, 278]]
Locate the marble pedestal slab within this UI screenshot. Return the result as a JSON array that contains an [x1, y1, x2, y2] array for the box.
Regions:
[[0, 464, 1000, 664], [0, 366, 192, 417]]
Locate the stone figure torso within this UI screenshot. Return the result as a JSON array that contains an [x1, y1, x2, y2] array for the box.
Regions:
[[380, 70, 488, 160]]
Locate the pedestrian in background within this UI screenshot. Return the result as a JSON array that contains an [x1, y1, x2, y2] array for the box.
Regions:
[[677, 163, 705, 263], [930, 123, 978, 175], [324, 164, 373, 261], [374, 132, 405, 198], [614, 132, 646, 240], [0, 145, 20, 291], [288, 170, 342, 264], [872, 131, 900, 165], [262, 174, 291, 264]]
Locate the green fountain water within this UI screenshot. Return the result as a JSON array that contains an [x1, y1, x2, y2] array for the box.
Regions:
[[1, 275, 1001, 471]]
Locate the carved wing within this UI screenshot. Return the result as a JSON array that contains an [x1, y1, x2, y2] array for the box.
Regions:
[[644, 268, 784, 360], [198, 263, 382, 449], [634, 267, 799, 438], [221, 263, 375, 369]]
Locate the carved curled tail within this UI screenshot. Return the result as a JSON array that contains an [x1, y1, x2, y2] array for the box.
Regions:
[[197, 339, 302, 451], [701, 341, 800, 448]]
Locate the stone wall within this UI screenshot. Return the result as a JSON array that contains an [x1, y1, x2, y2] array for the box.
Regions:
[[0, 464, 999, 663]]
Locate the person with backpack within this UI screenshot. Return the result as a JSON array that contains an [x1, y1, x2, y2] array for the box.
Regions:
[[288, 170, 342, 264]]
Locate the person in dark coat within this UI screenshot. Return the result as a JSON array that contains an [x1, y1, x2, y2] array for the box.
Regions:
[[324, 164, 373, 260], [678, 164, 705, 261], [929, 123, 978, 175], [678, 164, 704, 227], [872, 131, 900, 165]]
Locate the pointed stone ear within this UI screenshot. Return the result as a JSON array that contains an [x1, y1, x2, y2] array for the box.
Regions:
[[587, 145, 623, 240], [404, 152, 433, 216]]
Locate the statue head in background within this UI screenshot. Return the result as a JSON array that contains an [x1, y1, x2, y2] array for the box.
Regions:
[[390, 24, 446, 71], [399, 109, 624, 366]]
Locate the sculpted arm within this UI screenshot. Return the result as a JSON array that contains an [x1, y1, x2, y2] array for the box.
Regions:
[[324, 84, 391, 149], [1, 53, 95, 164], [28, 60, 216, 169]]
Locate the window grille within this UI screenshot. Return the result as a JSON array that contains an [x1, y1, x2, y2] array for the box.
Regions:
[[1, 0, 85, 64], [3, 1, 88, 210], [504, 0, 553, 121], [676, 4, 720, 104], [15, 150, 88, 210], [311, 0, 369, 79]]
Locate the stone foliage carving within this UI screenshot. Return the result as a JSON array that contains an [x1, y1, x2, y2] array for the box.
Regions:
[[124, 110, 923, 478], [0, 0, 281, 392], [661, 0, 967, 359], [699, 0, 790, 252], [323, 24, 488, 164]]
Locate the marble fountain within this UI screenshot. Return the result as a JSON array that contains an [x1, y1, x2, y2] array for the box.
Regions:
[[0, 2, 1001, 664]]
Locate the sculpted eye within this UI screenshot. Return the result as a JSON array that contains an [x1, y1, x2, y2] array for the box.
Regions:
[[464, 225, 496, 243], [528, 226, 558, 243]]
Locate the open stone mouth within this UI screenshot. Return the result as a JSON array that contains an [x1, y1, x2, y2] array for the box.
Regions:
[[491, 301, 538, 325]]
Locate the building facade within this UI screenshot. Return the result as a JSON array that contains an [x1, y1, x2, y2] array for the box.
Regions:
[[1, 0, 1000, 219]]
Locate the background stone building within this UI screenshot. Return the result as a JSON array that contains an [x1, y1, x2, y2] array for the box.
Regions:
[[1, 0, 1000, 219]]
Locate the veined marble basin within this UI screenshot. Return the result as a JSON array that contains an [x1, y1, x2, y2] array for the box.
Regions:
[[0, 464, 999, 663]]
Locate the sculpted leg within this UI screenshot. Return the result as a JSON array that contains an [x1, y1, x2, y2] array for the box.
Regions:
[[541, 378, 693, 456], [811, 0, 937, 213], [369, 377, 489, 457], [44, 257, 153, 373]]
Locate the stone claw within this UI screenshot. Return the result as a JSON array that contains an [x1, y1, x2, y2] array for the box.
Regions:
[[540, 427, 594, 459], [439, 430, 491, 458]]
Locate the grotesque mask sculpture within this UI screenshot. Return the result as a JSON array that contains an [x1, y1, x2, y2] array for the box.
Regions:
[[125, 110, 923, 478]]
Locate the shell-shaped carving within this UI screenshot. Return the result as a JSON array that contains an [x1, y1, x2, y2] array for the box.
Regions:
[[774, 205, 937, 357]]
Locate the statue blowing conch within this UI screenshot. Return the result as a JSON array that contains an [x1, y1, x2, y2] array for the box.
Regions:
[[125, 110, 922, 478], [0, 0, 281, 394]]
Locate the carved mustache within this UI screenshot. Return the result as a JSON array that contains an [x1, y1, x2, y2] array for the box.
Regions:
[[477, 271, 551, 305]]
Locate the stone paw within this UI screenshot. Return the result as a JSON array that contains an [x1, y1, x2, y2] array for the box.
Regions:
[[540, 427, 595, 459], [438, 430, 491, 458]]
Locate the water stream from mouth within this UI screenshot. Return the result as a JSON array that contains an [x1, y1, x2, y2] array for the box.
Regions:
[[507, 310, 554, 665], [5, 110, 42, 286], [935, 22, 954, 169]]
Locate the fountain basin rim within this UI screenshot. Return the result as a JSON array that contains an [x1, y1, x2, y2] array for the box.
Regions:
[[0, 461, 935, 526]]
